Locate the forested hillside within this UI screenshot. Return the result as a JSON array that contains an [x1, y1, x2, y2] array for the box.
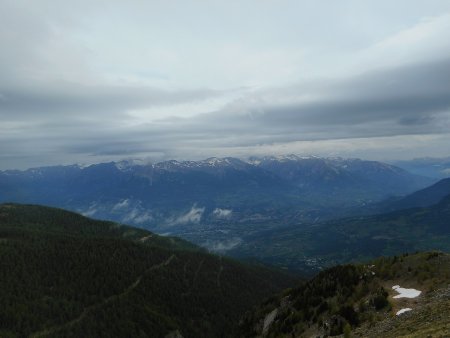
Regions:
[[0, 204, 296, 338]]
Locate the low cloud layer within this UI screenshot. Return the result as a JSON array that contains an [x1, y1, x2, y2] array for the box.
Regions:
[[167, 205, 205, 226], [204, 237, 243, 253], [1, 1, 450, 169], [213, 208, 233, 219]]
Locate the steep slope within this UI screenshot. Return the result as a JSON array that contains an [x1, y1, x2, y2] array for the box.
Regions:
[[0, 204, 297, 338], [254, 156, 432, 202], [0, 159, 301, 225], [229, 194, 450, 274], [239, 252, 450, 337], [387, 177, 450, 210]]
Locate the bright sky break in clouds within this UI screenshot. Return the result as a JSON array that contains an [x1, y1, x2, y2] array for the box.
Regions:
[[1, 0, 450, 169]]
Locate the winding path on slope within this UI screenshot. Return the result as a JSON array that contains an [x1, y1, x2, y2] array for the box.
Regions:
[[30, 254, 176, 338]]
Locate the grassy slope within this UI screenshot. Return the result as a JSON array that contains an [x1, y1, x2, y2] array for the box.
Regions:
[[239, 252, 450, 337], [0, 203, 297, 338]]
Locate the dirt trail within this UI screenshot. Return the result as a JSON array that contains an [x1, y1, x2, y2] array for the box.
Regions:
[[30, 254, 176, 338], [192, 259, 204, 288], [216, 256, 224, 289]]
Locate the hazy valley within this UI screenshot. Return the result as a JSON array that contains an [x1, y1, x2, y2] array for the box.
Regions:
[[1, 155, 446, 274]]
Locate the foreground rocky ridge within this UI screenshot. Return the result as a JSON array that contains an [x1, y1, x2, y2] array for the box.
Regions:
[[239, 252, 450, 337], [352, 284, 450, 337]]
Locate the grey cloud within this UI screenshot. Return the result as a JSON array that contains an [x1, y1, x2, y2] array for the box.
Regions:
[[213, 208, 233, 219], [166, 205, 205, 226], [204, 237, 243, 253], [2, 0, 450, 170], [0, 1, 223, 125], [0, 82, 220, 121], [1, 57, 450, 169], [196, 58, 450, 144], [232, 58, 450, 129]]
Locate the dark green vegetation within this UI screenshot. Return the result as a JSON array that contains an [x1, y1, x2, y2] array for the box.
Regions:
[[230, 191, 450, 275], [239, 252, 450, 337], [0, 204, 297, 338]]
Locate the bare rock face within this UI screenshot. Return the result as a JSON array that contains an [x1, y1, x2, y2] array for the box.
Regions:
[[262, 308, 278, 334], [165, 330, 184, 338]]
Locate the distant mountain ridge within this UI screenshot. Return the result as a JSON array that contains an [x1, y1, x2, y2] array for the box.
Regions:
[[392, 156, 450, 178], [0, 155, 434, 256], [253, 155, 429, 196], [0, 155, 432, 212], [386, 177, 450, 210]]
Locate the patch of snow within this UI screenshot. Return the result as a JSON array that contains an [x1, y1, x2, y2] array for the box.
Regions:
[[396, 308, 412, 316], [392, 285, 421, 298], [154, 160, 180, 170], [203, 157, 232, 166], [246, 157, 261, 165], [115, 159, 147, 171], [76, 163, 92, 169]]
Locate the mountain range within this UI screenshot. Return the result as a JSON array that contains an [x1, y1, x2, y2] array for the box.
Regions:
[[0, 156, 433, 243]]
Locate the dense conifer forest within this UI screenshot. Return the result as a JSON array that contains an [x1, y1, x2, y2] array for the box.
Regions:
[[0, 204, 296, 337]]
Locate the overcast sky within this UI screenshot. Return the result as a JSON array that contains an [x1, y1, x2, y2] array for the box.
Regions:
[[1, 0, 450, 169]]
